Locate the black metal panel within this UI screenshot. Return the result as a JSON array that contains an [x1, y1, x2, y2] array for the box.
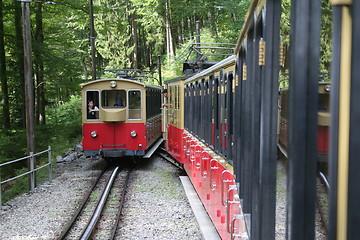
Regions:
[[193, 84, 197, 134], [234, 53, 243, 185], [328, 6, 341, 239], [242, 25, 255, 214], [200, 79, 205, 140], [185, 86, 188, 130], [348, 2, 360, 238], [207, 80, 211, 145], [214, 78, 220, 151], [249, 17, 262, 240], [206, 76, 213, 146], [287, 0, 321, 239], [238, 48, 247, 199], [227, 72, 234, 163], [190, 85, 194, 132], [193, 84, 197, 135], [258, 1, 281, 239], [221, 74, 227, 156], [197, 82, 201, 137]]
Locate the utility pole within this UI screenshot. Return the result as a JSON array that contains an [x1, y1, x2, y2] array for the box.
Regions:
[[20, 0, 35, 189], [21, 0, 35, 155], [89, 0, 96, 80]]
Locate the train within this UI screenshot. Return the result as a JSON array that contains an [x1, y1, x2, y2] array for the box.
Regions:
[[81, 70, 162, 159], [163, 55, 332, 240], [163, 0, 358, 239], [278, 81, 331, 163], [80, 0, 360, 239], [163, 55, 245, 239]]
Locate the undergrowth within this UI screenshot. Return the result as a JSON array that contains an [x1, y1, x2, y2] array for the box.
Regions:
[[0, 95, 82, 204]]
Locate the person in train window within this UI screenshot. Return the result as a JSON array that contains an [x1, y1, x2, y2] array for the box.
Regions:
[[114, 94, 123, 107], [162, 89, 170, 108], [87, 100, 99, 119]]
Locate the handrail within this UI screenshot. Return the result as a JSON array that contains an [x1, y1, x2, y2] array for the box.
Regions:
[[0, 146, 52, 206]]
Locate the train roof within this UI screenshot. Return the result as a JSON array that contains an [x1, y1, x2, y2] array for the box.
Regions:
[[81, 78, 161, 90], [164, 75, 194, 84], [184, 55, 236, 84]]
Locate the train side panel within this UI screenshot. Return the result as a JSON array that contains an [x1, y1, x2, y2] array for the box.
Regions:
[[164, 56, 248, 239]]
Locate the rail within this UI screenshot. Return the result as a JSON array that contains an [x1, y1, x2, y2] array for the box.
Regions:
[[0, 146, 52, 206]]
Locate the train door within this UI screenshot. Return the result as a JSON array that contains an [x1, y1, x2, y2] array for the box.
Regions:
[[102, 89, 127, 148]]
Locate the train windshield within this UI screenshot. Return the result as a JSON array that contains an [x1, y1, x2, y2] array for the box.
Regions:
[[128, 90, 142, 120], [102, 90, 126, 108]]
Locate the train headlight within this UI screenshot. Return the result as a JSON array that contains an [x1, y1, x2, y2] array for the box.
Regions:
[[91, 131, 98, 138], [130, 130, 137, 138], [110, 81, 117, 88], [325, 84, 331, 92]]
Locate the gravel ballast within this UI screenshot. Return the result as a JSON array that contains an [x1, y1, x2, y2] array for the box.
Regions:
[[0, 151, 327, 240], [0, 157, 103, 239], [115, 156, 202, 240], [0, 154, 203, 240]]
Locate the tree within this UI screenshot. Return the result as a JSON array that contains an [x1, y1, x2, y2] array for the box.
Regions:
[[0, 0, 10, 128], [34, 2, 46, 124]]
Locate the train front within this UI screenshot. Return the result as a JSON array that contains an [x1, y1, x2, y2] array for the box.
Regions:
[[82, 79, 147, 158]]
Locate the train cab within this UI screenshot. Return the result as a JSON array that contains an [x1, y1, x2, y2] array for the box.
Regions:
[[82, 78, 162, 158]]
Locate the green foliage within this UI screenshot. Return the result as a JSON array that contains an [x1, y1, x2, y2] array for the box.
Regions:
[[0, 95, 82, 204], [161, 27, 236, 81], [1, 168, 29, 203], [279, 0, 332, 83], [49, 95, 82, 126]]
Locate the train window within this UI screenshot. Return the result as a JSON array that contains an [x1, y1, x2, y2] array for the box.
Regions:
[[86, 90, 100, 120], [102, 90, 126, 108], [128, 90, 142, 119]]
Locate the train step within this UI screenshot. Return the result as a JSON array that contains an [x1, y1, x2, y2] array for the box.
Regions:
[[143, 138, 164, 159]]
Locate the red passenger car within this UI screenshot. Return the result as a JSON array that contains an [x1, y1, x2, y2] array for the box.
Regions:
[[82, 73, 162, 159]]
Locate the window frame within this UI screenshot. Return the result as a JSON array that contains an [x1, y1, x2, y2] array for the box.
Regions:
[[86, 90, 100, 120], [101, 89, 127, 109], [128, 89, 142, 120]]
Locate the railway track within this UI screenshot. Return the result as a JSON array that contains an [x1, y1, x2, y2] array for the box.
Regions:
[[277, 153, 328, 238], [316, 170, 329, 233], [156, 147, 184, 170], [57, 164, 132, 240]]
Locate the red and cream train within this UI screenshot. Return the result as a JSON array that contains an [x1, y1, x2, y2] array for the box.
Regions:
[[81, 76, 162, 159]]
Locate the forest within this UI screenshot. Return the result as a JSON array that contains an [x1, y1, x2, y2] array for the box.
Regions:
[[0, 0, 332, 159], [0, 0, 249, 162]]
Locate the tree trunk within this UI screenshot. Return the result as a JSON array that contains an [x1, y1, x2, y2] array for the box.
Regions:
[[208, 11, 218, 36], [165, 0, 175, 62], [89, 0, 96, 80], [131, 8, 138, 69], [126, 3, 133, 66], [0, 0, 10, 129], [34, 2, 45, 125], [187, 16, 192, 40], [14, 0, 25, 128], [178, 19, 184, 44]]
